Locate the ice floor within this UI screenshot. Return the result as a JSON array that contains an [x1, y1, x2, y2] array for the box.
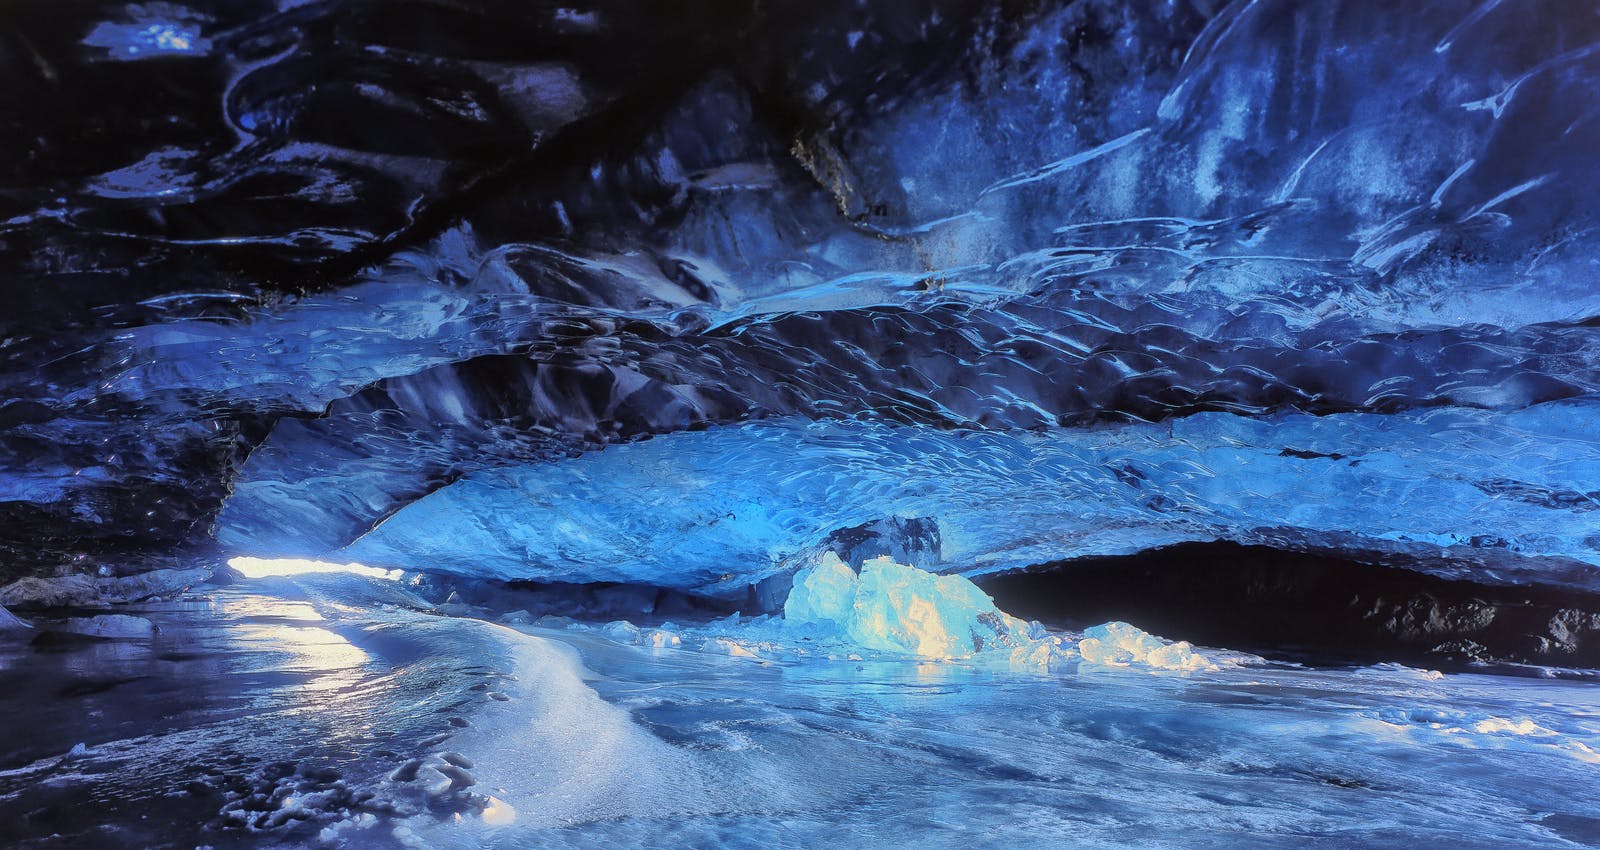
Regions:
[[1, 571, 1596, 849]]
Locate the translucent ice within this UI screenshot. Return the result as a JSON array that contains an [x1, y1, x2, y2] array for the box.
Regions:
[[780, 552, 859, 630], [785, 553, 1027, 658], [779, 553, 1213, 671], [324, 404, 1600, 593]]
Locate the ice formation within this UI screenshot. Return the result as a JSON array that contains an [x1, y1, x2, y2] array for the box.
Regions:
[[318, 407, 1600, 593], [0, 0, 1595, 606], [517, 551, 1218, 673], [785, 552, 1028, 658], [1078, 622, 1214, 672], [781, 552, 1218, 671], [4, 2, 1600, 845]]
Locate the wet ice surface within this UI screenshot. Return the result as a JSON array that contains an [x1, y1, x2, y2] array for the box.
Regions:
[[0, 575, 522, 849], [4, 572, 1595, 849]]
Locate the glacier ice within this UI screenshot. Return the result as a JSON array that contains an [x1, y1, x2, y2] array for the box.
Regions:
[[0, 604, 30, 632], [781, 552, 1220, 671], [785, 552, 1027, 658], [318, 405, 1600, 594], [53, 613, 156, 640], [777, 553, 1218, 671], [519, 550, 1221, 673], [2, 0, 1598, 589], [3, 1, 1600, 845], [1078, 621, 1213, 672], [0, 547, 1594, 848], [7, 1, 1600, 846]]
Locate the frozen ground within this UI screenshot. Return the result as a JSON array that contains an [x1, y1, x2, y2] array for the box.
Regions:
[[1, 566, 1595, 849]]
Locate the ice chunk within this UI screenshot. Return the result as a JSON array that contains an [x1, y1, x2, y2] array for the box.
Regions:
[[642, 628, 681, 648], [700, 637, 761, 658], [499, 610, 533, 625], [781, 551, 857, 628], [57, 614, 156, 639], [785, 553, 1026, 658], [600, 620, 641, 644], [481, 795, 517, 826], [1079, 621, 1215, 671], [0, 568, 211, 609], [1007, 637, 1080, 673], [782, 554, 1214, 669]]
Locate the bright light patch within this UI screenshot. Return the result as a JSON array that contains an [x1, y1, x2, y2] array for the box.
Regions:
[[228, 556, 402, 581], [481, 795, 518, 826], [83, 20, 208, 59]]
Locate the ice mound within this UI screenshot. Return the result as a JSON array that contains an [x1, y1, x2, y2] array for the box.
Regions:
[[1079, 622, 1216, 672], [782, 552, 1216, 671], [1371, 707, 1600, 764], [785, 552, 1028, 658], [537, 554, 1221, 672], [56, 613, 156, 639], [598, 620, 683, 648]]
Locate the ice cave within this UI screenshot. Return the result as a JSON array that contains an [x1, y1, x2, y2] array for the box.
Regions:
[[1, 1, 1598, 847]]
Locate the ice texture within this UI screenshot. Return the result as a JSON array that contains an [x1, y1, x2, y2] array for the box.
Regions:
[[9, 4, 1600, 846], [0, 552, 1593, 848], [785, 552, 1027, 657], [54, 614, 156, 639], [777, 553, 1216, 671], [330, 407, 1600, 593], [0, 604, 30, 632], [1079, 622, 1212, 672], [2, 0, 1599, 603]]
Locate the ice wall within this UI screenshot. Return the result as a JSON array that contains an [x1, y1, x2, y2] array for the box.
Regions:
[[0, 0, 1596, 591], [329, 406, 1600, 594]]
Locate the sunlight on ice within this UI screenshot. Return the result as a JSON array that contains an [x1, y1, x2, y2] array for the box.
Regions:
[[480, 796, 517, 826], [232, 622, 370, 686], [228, 556, 402, 581]]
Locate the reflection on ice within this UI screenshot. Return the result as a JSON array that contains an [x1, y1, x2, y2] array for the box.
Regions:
[[407, 609, 1600, 850], [3, 569, 1595, 848], [480, 795, 517, 826]]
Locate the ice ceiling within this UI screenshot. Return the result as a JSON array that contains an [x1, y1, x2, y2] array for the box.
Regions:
[[3, 0, 1598, 596]]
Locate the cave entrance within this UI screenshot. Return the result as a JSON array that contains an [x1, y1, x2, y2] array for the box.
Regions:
[[975, 542, 1600, 673]]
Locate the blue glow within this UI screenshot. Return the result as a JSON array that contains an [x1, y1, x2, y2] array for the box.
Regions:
[[83, 18, 207, 59]]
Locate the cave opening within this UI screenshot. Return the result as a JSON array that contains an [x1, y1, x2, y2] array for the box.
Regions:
[[977, 542, 1600, 674]]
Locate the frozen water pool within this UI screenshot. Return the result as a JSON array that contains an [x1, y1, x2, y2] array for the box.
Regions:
[[2, 570, 1595, 849]]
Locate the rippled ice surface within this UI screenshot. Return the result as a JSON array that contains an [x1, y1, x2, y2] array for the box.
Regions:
[[446, 631, 1600, 849], [4, 574, 1594, 848]]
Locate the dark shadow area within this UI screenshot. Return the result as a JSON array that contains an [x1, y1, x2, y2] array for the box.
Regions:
[[977, 542, 1600, 673], [468, 579, 739, 625]]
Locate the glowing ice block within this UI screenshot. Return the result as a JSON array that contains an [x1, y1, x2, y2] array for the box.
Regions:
[[785, 552, 1027, 658]]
